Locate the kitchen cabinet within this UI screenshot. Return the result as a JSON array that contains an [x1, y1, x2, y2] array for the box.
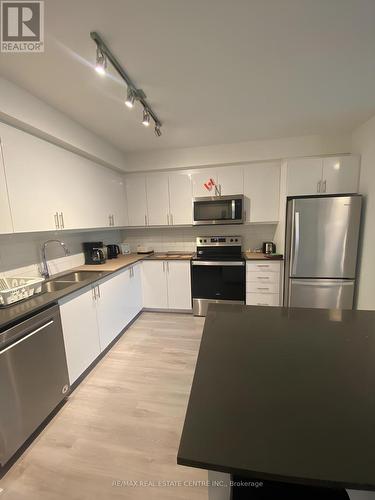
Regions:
[[96, 263, 142, 350], [142, 260, 191, 310], [0, 140, 13, 234], [166, 261, 192, 310], [286, 156, 360, 196], [191, 169, 219, 197], [243, 162, 280, 222], [146, 173, 170, 226], [0, 122, 127, 232], [168, 172, 193, 225], [246, 261, 282, 307], [142, 260, 169, 309], [323, 156, 360, 194], [125, 175, 148, 226], [191, 167, 243, 197], [217, 166, 244, 195], [59, 286, 101, 384]]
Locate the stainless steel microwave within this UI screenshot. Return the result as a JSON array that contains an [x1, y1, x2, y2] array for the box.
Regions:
[[193, 195, 244, 225]]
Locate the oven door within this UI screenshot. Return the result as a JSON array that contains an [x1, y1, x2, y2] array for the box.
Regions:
[[193, 195, 244, 225], [191, 261, 245, 315]]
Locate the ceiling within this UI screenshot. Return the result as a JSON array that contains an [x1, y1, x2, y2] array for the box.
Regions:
[[0, 0, 374, 153]]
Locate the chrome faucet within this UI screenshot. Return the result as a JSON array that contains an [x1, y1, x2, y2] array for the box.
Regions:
[[40, 239, 70, 279]]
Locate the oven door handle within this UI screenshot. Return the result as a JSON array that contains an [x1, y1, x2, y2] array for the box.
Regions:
[[192, 261, 245, 266]]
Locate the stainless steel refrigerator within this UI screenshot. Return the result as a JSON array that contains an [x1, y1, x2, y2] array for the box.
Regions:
[[284, 195, 362, 309]]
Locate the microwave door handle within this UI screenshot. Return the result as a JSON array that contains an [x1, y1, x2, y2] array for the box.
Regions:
[[232, 200, 235, 220]]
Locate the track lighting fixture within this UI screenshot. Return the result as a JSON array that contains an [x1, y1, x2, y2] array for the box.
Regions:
[[125, 88, 136, 108], [95, 47, 107, 76], [142, 108, 151, 127], [90, 31, 163, 136]]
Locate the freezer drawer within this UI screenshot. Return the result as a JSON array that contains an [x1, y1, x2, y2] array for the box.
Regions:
[[287, 279, 355, 309], [0, 305, 70, 465]]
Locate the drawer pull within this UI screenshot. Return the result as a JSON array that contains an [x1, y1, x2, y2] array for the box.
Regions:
[[257, 276, 269, 280], [256, 303, 269, 306], [257, 287, 269, 290], [257, 265, 270, 268]]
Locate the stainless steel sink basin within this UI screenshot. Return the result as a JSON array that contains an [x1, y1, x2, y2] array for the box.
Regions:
[[42, 281, 75, 293], [55, 271, 103, 282]]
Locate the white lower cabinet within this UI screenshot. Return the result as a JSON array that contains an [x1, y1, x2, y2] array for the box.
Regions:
[[142, 260, 191, 310], [246, 261, 282, 307], [59, 287, 101, 385], [59, 264, 142, 384]]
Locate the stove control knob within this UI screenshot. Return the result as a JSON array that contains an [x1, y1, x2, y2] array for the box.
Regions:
[[204, 239, 207, 242], [235, 238, 238, 242], [199, 239, 202, 243], [230, 238, 233, 242]]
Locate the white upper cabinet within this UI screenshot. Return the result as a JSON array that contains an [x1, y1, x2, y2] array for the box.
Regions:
[[286, 158, 323, 197], [168, 172, 193, 225], [286, 155, 360, 196], [125, 175, 147, 226], [97, 166, 127, 227], [244, 162, 280, 223], [217, 166, 244, 195], [146, 173, 170, 226], [322, 156, 360, 194], [191, 169, 219, 197], [0, 140, 13, 234]]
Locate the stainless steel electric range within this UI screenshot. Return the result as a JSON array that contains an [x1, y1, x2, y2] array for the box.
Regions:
[[191, 236, 245, 316]]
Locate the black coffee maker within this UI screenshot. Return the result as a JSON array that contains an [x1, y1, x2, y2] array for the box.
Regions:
[[83, 242, 106, 265]]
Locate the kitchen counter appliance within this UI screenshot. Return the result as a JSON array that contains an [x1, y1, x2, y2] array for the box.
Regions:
[[83, 242, 106, 265], [0, 305, 70, 465], [284, 195, 362, 309], [191, 236, 245, 316], [106, 244, 120, 259], [193, 195, 244, 225]]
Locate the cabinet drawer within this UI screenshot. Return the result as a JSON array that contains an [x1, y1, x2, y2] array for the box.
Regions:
[[246, 293, 280, 307], [246, 283, 279, 294], [247, 271, 280, 284], [246, 261, 281, 273]]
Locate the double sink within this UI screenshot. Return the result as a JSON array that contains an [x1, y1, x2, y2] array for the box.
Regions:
[[42, 271, 104, 293]]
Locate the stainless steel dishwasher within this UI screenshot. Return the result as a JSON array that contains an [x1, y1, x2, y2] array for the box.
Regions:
[[0, 304, 70, 465]]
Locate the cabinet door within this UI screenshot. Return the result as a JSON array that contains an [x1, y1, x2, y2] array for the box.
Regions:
[[0, 140, 13, 234], [142, 260, 168, 308], [217, 166, 244, 195], [168, 172, 193, 225], [96, 167, 127, 228], [96, 270, 130, 350], [286, 158, 323, 196], [146, 173, 170, 226], [128, 264, 143, 320], [191, 169, 218, 197], [125, 175, 147, 226], [244, 162, 280, 222], [323, 156, 360, 194], [59, 287, 101, 384], [0, 123, 64, 232], [166, 261, 192, 310]]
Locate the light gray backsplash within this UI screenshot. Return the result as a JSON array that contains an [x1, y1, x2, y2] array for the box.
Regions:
[[0, 229, 121, 273], [120, 225, 277, 253]]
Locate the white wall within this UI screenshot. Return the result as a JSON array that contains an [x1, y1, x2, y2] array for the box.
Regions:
[[352, 114, 375, 310], [0, 77, 127, 171], [125, 133, 351, 172]]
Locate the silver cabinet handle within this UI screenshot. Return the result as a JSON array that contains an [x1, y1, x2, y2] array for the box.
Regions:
[[112, 214, 115, 226], [167, 261, 169, 272], [54, 212, 59, 229], [109, 215, 112, 226], [59, 212, 65, 229], [292, 211, 300, 276], [92, 287, 97, 301], [167, 213, 169, 225], [144, 214, 147, 226], [256, 287, 270, 290], [256, 303, 269, 306], [96, 286, 100, 298], [317, 180, 321, 193], [323, 180, 327, 193], [162, 261, 165, 272], [170, 213, 173, 225], [257, 276, 270, 280]]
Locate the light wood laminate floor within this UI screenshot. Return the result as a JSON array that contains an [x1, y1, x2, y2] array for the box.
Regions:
[[0, 312, 208, 500]]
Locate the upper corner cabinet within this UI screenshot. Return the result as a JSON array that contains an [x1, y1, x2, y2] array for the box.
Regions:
[[286, 155, 360, 197]]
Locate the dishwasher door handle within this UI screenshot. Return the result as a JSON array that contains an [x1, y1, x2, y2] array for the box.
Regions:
[[0, 320, 54, 355]]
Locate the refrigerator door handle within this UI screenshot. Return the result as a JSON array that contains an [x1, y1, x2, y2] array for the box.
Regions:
[[294, 280, 354, 287], [292, 211, 300, 275]]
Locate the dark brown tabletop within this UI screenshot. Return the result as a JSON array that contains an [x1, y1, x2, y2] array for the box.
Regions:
[[177, 304, 375, 491]]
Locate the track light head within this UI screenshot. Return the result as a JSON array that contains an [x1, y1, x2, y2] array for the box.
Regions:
[[95, 47, 107, 76], [154, 124, 162, 137], [142, 109, 151, 127], [125, 88, 136, 108]]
